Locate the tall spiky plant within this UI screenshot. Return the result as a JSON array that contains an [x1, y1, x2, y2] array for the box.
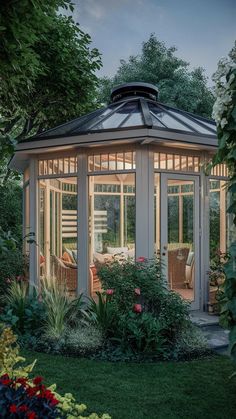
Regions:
[[41, 277, 69, 339]]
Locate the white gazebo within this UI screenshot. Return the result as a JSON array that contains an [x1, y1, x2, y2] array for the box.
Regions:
[[10, 82, 231, 311]]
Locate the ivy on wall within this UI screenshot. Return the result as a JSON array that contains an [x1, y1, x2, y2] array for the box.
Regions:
[[212, 43, 236, 359]]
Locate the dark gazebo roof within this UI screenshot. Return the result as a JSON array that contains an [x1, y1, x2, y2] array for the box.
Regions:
[[21, 82, 216, 143]]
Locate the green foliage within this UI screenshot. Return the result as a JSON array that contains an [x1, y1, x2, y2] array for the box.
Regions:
[[0, 227, 17, 256], [87, 293, 115, 334], [97, 258, 191, 357], [0, 0, 102, 181], [0, 183, 22, 241], [212, 43, 236, 361], [0, 250, 26, 297], [0, 281, 44, 337], [97, 34, 214, 117], [41, 277, 86, 339]]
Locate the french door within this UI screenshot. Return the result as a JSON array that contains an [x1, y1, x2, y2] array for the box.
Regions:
[[160, 173, 200, 310]]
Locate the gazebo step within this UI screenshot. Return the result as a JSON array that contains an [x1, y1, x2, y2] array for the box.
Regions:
[[190, 311, 229, 354]]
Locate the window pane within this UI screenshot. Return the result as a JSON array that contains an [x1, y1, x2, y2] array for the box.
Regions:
[[39, 177, 78, 297]]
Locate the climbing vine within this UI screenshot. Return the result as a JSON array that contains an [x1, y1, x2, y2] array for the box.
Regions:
[[212, 43, 236, 359]]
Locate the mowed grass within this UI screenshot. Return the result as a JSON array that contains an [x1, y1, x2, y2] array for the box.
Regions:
[[23, 350, 236, 419]]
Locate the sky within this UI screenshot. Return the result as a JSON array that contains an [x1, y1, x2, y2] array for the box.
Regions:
[[65, 0, 236, 85]]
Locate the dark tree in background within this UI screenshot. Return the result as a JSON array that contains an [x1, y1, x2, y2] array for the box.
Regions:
[[0, 0, 102, 182], [97, 34, 214, 118]]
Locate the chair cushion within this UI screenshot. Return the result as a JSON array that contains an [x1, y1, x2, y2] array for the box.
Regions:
[[64, 248, 75, 263], [186, 251, 194, 266], [107, 246, 128, 255], [62, 251, 73, 264]]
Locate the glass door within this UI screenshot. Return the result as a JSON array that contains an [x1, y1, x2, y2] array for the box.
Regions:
[[160, 173, 200, 310]]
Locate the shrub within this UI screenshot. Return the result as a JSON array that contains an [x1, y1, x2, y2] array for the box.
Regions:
[[0, 327, 111, 419], [0, 281, 45, 337], [97, 258, 191, 357]]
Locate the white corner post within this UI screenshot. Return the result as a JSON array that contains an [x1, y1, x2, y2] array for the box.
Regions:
[[201, 154, 210, 311], [77, 152, 89, 296], [29, 158, 39, 291], [135, 146, 154, 259]]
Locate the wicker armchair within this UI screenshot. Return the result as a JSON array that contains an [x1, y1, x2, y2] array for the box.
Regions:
[[168, 248, 190, 289], [51, 255, 77, 296]]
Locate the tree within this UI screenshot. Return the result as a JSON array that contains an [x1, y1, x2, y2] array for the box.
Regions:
[[211, 42, 236, 361], [0, 0, 102, 183], [97, 34, 214, 117]]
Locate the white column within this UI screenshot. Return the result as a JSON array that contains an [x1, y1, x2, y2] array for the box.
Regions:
[[135, 146, 154, 259], [29, 158, 39, 290], [201, 154, 209, 311], [77, 152, 89, 296]]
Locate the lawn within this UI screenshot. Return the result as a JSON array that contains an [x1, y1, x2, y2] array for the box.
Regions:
[[23, 350, 236, 419]]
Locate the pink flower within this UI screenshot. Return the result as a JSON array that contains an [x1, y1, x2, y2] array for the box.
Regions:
[[133, 304, 142, 313], [106, 289, 114, 295], [136, 256, 146, 263], [134, 288, 141, 296]]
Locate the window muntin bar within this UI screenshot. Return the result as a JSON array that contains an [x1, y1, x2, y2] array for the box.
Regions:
[[154, 152, 200, 173], [39, 157, 78, 176], [88, 151, 136, 173], [210, 164, 229, 178]]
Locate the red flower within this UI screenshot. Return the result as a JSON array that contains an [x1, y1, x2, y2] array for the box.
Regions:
[[50, 398, 59, 406], [136, 256, 146, 263], [134, 288, 141, 296], [1, 378, 11, 385], [1, 374, 11, 386], [16, 377, 28, 386], [133, 303, 142, 313], [33, 376, 43, 385], [26, 387, 38, 397], [27, 412, 37, 419], [19, 405, 28, 412], [9, 405, 18, 413], [106, 289, 114, 295]]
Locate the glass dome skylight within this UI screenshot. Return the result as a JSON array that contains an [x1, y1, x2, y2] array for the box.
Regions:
[[22, 82, 216, 142]]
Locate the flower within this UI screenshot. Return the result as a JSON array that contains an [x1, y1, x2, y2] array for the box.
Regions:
[[27, 412, 37, 419], [33, 376, 43, 385], [136, 256, 146, 263], [19, 405, 28, 412], [134, 288, 141, 296], [106, 289, 114, 295], [16, 377, 28, 386], [133, 304, 142, 313], [9, 405, 18, 413], [0, 374, 11, 386]]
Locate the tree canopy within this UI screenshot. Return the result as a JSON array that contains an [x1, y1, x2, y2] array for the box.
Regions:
[[0, 0, 102, 182], [98, 34, 214, 118]]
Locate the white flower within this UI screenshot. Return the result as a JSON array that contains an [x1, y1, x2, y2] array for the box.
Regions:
[[220, 118, 228, 129]]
